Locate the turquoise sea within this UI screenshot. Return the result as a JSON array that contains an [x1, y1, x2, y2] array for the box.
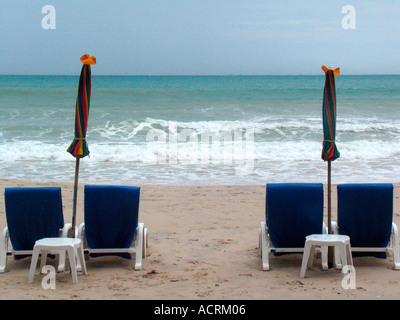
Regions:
[[0, 75, 399, 185]]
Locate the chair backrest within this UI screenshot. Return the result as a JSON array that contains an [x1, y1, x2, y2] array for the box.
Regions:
[[266, 183, 324, 248], [84, 185, 140, 252], [5, 187, 64, 251], [337, 184, 393, 257]]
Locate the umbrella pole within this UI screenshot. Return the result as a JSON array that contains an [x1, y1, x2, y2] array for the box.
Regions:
[[71, 157, 80, 237], [327, 160, 332, 234], [327, 160, 333, 267]]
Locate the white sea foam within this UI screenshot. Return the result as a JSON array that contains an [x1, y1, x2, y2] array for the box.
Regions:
[[1, 134, 400, 185]]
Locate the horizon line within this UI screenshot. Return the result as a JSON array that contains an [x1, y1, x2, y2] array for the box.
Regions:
[[1, 73, 399, 77]]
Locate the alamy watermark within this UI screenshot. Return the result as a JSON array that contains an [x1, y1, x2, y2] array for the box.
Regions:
[[41, 265, 56, 289], [145, 121, 254, 175], [41, 5, 56, 30], [41, 5, 355, 31], [342, 5, 356, 29], [38, 262, 356, 290], [341, 265, 356, 290]]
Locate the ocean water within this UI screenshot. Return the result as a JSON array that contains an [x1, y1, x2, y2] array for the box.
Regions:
[[0, 75, 399, 185]]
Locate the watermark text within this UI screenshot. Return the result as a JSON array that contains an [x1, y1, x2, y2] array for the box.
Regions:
[[41, 5, 56, 30], [342, 5, 356, 29], [145, 121, 254, 175]]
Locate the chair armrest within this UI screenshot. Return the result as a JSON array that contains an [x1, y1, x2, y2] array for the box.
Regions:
[[391, 222, 399, 245], [331, 221, 339, 234], [60, 223, 72, 238], [322, 222, 328, 234], [1, 227, 8, 240], [1, 227, 9, 250], [76, 223, 85, 240]]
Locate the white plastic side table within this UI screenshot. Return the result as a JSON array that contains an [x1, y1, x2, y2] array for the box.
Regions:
[[300, 234, 353, 279], [28, 238, 87, 284]]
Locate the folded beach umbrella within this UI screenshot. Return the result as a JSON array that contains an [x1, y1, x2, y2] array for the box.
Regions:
[[321, 65, 340, 163], [321, 65, 340, 266], [67, 54, 96, 233]]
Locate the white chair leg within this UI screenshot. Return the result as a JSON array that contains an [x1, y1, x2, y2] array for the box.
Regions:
[[40, 250, 48, 273], [58, 250, 66, 272], [391, 223, 400, 270], [66, 247, 78, 284], [146, 228, 149, 249], [142, 227, 148, 258], [345, 242, 353, 268], [28, 247, 41, 284], [331, 222, 343, 269], [307, 244, 316, 268], [135, 223, 144, 270], [76, 245, 87, 275], [337, 243, 348, 274], [76, 249, 82, 273], [321, 245, 328, 270], [333, 244, 343, 269], [300, 241, 313, 278], [0, 228, 9, 273], [260, 222, 270, 271]]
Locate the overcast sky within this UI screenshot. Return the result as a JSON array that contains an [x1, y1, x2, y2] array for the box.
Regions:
[[1, 1, 399, 75]]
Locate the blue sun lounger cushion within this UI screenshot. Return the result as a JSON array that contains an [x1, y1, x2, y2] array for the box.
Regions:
[[4, 187, 64, 258], [266, 183, 324, 251], [337, 184, 393, 259], [84, 185, 140, 259]]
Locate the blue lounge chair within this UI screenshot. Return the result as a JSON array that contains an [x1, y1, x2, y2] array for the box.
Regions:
[[0, 187, 71, 273], [259, 183, 326, 270], [333, 184, 400, 270], [76, 185, 147, 270]]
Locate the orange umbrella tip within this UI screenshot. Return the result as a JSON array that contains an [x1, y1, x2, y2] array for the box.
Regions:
[[80, 54, 96, 65], [321, 65, 340, 75]]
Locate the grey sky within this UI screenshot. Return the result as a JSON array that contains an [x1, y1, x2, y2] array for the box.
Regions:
[[1, 1, 399, 75]]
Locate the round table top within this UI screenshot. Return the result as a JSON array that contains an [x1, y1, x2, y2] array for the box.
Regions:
[[305, 234, 350, 242], [35, 237, 81, 247]]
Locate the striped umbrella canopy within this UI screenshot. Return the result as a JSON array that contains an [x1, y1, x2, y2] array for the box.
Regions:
[[67, 54, 96, 233], [67, 54, 96, 157], [321, 65, 340, 162]]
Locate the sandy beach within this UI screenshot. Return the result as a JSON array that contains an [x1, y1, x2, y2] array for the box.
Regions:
[[1, 178, 400, 300]]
